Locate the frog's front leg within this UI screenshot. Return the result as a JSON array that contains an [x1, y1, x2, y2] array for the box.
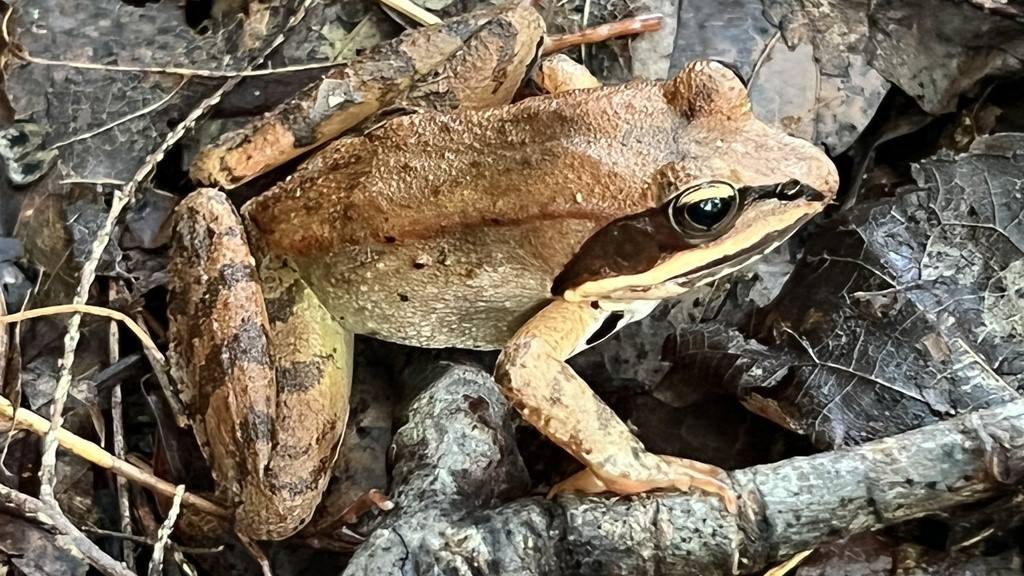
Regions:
[[495, 299, 738, 512], [169, 189, 353, 540]]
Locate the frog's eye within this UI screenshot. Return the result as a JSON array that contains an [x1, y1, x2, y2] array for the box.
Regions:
[[666, 181, 740, 237]]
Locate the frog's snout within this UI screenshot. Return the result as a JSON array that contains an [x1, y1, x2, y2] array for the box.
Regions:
[[800, 143, 841, 203]]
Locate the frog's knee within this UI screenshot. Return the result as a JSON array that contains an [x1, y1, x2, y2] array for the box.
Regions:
[[663, 59, 752, 122]]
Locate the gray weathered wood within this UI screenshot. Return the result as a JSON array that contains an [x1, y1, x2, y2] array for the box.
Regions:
[[346, 364, 1024, 575]]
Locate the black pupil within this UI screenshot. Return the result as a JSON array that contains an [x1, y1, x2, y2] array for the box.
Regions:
[[684, 197, 733, 230]]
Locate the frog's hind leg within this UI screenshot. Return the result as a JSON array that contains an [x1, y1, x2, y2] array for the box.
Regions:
[[169, 189, 352, 540], [243, 247, 354, 538], [494, 299, 737, 512]]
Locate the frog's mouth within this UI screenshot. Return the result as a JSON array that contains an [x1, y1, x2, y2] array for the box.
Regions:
[[551, 181, 828, 301]]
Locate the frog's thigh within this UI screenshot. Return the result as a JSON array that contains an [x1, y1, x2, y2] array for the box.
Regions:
[[169, 190, 351, 540], [494, 299, 737, 512], [240, 253, 353, 538]]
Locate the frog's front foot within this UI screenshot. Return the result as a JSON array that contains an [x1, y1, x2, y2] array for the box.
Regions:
[[547, 454, 738, 513]]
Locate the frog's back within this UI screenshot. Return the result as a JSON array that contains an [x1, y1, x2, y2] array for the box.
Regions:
[[244, 82, 686, 349]]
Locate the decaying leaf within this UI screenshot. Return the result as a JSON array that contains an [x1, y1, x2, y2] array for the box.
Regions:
[[663, 0, 889, 154], [735, 132, 1024, 447], [0, 514, 89, 576], [766, 0, 1024, 119], [5, 0, 247, 182], [2, 1, 1023, 573]]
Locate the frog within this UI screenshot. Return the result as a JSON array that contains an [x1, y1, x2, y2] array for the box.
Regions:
[[167, 16, 839, 542]]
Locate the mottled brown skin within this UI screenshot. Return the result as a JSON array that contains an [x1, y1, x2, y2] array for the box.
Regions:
[[171, 55, 839, 540]]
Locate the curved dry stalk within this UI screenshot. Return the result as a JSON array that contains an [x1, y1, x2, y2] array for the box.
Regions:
[[0, 304, 166, 368], [31, 0, 318, 541]]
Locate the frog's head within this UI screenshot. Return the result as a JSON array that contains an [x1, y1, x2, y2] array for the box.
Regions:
[[553, 60, 839, 302]]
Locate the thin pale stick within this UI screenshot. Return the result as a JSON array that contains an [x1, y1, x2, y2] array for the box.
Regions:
[[580, 0, 592, 62], [0, 289, 6, 394], [35, 0, 318, 519], [764, 550, 815, 576], [108, 283, 135, 570], [83, 527, 225, 554], [0, 395, 229, 520], [50, 78, 188, 149], [1, 5, 341, 79], [377, 0, 442, 25], [12, 51, 341, 78], [147, 484, 184, 576]]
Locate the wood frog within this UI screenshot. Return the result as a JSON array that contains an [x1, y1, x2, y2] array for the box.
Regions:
[[168, 4, 838, 541]]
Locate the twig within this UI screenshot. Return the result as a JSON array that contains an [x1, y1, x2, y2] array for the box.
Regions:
[[1, 394, 230, 520], [11, 51, 340, 78], [542, 14, 663, 55], [58, 177, 128, 186], [0, 483, 134, 576], [377, 0, 442, 25], [347, 364, 1024, 575], [83, 527, 224, 554], [438, 398, 1024, 574], [7, 7, 659, 81], [49, 78, 189, 149], [108, 283, 135, 570], [147, 484, 184, 576], [764, 550, 814, 576], [0, 288, 7, 395], [345, 363, 529, 575], [580, 0, 592, 63], [1, 4, 341, 79]]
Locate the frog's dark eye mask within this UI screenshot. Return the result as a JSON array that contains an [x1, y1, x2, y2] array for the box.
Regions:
[[552, 179, 827, 298]]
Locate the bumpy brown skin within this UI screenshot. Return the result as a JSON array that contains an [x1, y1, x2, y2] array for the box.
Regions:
[[245, 62, 836, 350], [490, 63, 837, 508]]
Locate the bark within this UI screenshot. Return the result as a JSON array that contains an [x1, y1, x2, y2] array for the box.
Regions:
[[342, 361, 530, 575], [347, 364, 1024, 576]]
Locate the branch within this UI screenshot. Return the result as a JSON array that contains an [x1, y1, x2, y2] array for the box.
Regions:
[[441, 403, 1024, 574], [344, 361, 529, 574], [0, 484, 134, 576], [347, 365, 1024, 575]]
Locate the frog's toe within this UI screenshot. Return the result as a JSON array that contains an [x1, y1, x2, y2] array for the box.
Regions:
[[547, 468, 609, 496], [548, 455, 738, 513]]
